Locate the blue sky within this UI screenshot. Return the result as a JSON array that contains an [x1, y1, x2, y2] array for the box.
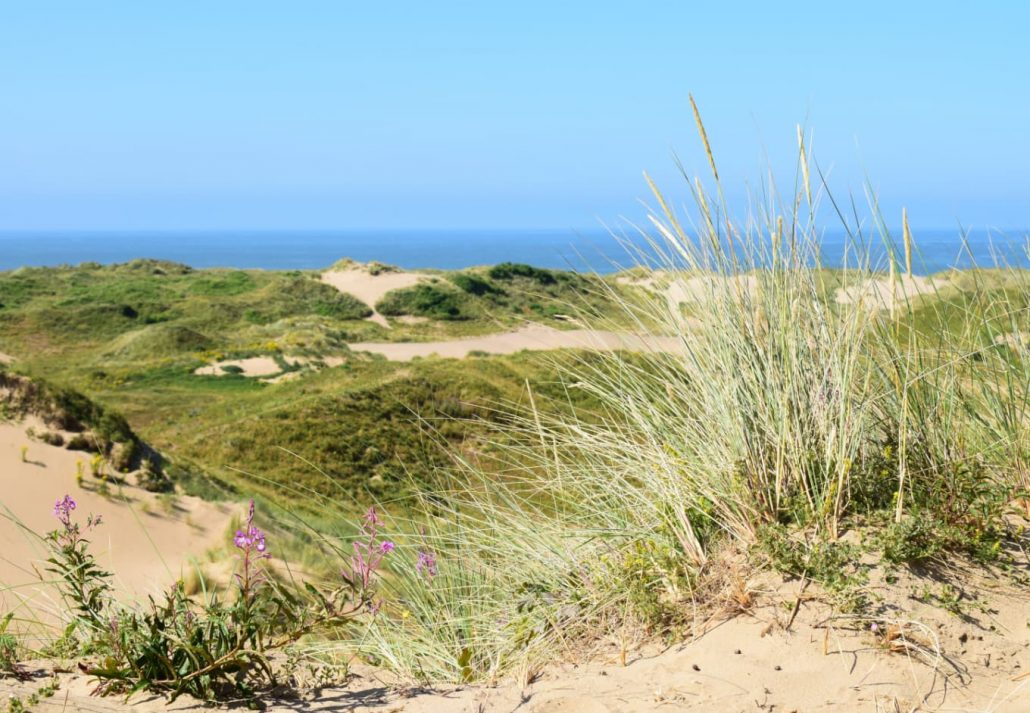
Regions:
[[0, 2, 1027, 230]]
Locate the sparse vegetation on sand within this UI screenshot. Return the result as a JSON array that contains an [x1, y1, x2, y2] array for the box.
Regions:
[[2, 115, 1030, 710]]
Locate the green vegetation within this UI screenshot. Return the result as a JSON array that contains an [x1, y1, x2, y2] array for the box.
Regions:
[[33, 497, 384, 702], [376, 265, 621, 323], [0, 256, 635, 510], [377, 281, 471, 319]]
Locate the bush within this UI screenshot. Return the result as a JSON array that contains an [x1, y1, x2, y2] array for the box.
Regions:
[[449, 273, 505, 296], [376, 284, 471, 320], [487, 262, 558, 285]]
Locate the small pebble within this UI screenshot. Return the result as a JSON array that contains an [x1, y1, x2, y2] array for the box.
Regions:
[[774, 665, 782, 671], [691, 664, 700, 671], [734, 649, 742, 655]]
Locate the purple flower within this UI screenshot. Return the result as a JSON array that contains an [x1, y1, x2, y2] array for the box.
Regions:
[[343, 505, 392, 594], [416, 550, 438, 580], [234, 526, 267, 553], [233, 500, 268, 557], [364, 506, 382, 528], [53, 495, 76, 526]]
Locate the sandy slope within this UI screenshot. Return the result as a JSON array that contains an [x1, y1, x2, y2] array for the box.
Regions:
[[347, 324, 684, 361], [321, 267, 429, 328], [0, 419, 230, 616]]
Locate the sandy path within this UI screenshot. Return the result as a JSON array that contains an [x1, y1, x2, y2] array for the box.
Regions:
[[0, 351, 14, 365], [347, 324, 684, 361], [0, 420, 230, 618], [321, 267, 429, 328]]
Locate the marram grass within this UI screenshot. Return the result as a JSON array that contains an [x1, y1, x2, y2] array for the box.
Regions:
[[333, 116, 1030, 683]]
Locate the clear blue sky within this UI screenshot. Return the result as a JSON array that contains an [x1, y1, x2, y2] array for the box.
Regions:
[[0, 1, 1027, 230]]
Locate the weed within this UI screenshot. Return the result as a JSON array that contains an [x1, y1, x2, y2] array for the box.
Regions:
[[41, 497, 391, 702], [0, 614, 27, 681], [4, 677, 59, 712]]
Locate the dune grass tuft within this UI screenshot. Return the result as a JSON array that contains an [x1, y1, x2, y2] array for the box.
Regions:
[[330, 114, 1030, 684]]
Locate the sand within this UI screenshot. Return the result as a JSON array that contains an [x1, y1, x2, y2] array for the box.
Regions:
[[621, 271, 947, 316], [836, 274, 944, 309], [0, 419, 230, 616], [619, 273, 760, 320], [0, 351, 13, 365], [347, 324, 684, 361], [4, 564, 1028, 711], [321, 267, 430, 328], [193, 356, 286, 377]]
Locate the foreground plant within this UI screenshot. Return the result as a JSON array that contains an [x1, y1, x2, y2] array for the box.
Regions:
[[44, 497, 392, 702]]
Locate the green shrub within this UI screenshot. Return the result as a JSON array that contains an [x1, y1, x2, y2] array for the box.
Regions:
[[488, 262, 558, 284], [757, 524, 867, 602], [879, 514, 1004, 565], [449, 273, 505, 296], [376, 284, 471, 320]]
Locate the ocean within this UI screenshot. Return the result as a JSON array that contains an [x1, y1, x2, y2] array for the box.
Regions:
[[0, 228, 1026, 274]]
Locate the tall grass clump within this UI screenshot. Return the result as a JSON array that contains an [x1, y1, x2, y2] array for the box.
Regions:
[[344, 105, 1029, 683]]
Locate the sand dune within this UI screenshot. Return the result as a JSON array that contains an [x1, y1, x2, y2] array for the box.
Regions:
[[0, 419, 229, 616], [321, 266, 430, 328], [619, 272, 759, 320], [347, 324, 684, 361], [836, 274, 943, 309]]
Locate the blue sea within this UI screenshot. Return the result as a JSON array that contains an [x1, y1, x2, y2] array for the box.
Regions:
[[0, 228, 1026, 274]]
